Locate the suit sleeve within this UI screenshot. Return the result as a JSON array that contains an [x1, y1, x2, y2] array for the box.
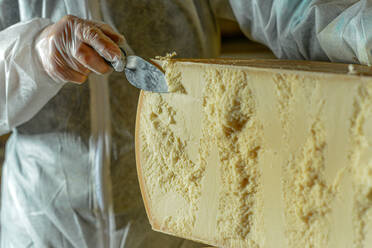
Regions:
[[0, 18, 65, 135], [228, 0, 372, 64]]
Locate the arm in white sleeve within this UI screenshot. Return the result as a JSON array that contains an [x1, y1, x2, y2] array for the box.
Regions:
[[0, 18, 65, 135], [226, 0, 372, 65]]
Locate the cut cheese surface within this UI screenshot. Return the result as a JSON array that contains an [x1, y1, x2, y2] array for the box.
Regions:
[[135, 59, 372, 248]]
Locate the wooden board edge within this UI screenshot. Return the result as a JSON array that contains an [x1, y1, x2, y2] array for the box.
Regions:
[[135, 90, 161, 230]]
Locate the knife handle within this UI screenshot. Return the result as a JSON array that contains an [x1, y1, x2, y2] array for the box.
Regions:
[[119, 47, 127, 57], [104, 47, 127, 72]]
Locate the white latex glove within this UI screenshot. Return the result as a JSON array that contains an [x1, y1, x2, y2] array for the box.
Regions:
[[35, 15, 125, 84]]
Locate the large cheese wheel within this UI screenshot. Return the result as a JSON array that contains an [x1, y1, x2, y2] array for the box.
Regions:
[[135, 59, 372, 248]]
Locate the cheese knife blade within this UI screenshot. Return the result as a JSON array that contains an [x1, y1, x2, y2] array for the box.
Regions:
[[124, 55, 168, 93], [106, 47, 168, 93]]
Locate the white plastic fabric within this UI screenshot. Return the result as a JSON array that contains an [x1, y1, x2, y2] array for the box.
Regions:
[[5, 0, 371, 247], [0, 18, 60, 135], [228, 0, 372, 65], [0, 0, 116, 247], [0, 0, 218, 247]]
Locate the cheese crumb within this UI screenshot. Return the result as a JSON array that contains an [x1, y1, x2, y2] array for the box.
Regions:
[[348, 64, 358, 75]]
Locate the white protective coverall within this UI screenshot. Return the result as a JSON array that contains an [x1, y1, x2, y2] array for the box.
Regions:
[[0, 0, 372, 247]]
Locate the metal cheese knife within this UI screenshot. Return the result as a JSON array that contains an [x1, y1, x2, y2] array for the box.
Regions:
[[108, 48, 168, 93]]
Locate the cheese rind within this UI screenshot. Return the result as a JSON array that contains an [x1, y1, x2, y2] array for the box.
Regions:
[[136, 59, 372, 248]]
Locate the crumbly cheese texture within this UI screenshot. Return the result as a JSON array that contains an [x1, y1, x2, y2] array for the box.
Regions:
[[137, 60, 372, 248]]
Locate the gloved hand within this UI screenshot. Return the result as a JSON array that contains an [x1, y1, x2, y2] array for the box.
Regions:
[[35, 15, 125, 84]]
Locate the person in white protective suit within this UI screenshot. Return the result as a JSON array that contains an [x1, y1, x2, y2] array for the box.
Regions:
[[0, 0, 371, 247]]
